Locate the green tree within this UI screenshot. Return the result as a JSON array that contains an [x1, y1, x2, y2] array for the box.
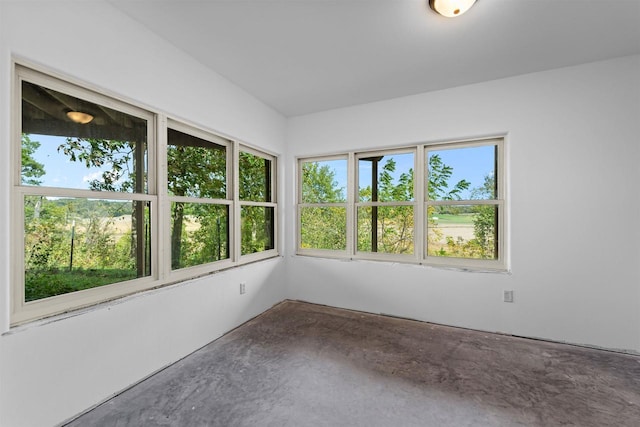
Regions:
[[300, 162, 346, 250], [167, 142, 226, 269], [470, 173, 497, 259], [21, 134, 45, 185], [302, 162, 345, 203], [239, 152, 274, 255], [357, 158, 414, 253], [57, 137, 149, 276], [58, 137, 140, 192], [427, 154, 470, 201]]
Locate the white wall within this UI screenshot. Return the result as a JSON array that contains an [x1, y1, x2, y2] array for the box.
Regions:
[[0, 1, 287, 426], [285, 55, 640, 354]]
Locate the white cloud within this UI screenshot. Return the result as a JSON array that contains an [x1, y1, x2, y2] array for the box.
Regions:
[[82, 171, 103, 183]]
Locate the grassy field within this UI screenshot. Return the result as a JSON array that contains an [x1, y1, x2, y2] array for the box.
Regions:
[[25, 268, 137, 302]]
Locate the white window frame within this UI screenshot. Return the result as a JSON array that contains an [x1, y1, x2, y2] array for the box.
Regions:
[[354, 148, 417, 262], [163, 119, 235, 282], [424, 138, 506, 271], [297, 154, 350, 257], [12, 65, 158, 325], [11, 63, 280, 326], [296, 137, 507, 271], [236, 145, 278, 263]]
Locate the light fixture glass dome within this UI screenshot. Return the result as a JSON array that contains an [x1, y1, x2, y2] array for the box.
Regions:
[[429, 0, 477, 18], [66, 111, 94, 124]]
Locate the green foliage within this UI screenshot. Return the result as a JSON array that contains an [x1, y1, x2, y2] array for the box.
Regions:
[[21, 134, 45, 185], [167, 143, 226, 199], [240, 151, 271, 202], [302, 162, 345, 203], [57, 138, 141, 192], [428, 154, 470, 200], [171, 203, 229, 269], [25, 268, 137, 302], [358, 158, 415, 254], [301, 152, 496, 260], [301, 206, 346, 250], [239, 152, 274, 255], [23, 195, 144, 301], [427, 173, 497, 260]]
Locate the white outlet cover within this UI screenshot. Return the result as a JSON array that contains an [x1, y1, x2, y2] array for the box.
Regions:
[[503, 290, 514, 303]]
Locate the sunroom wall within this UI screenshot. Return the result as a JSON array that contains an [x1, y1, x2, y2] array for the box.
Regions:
[[285, 54, 640, 355], [0, 1, 286, 426]]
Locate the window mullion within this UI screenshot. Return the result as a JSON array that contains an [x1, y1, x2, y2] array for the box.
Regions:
[[232, 141, 241, 263], [346, 152, 356, 257], [415, 144, 425, 261], [156, 114, 169, 282]]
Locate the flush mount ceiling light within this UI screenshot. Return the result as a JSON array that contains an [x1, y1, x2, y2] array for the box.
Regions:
[[429, 0, 477, 18], [66, 111, 94, 124]]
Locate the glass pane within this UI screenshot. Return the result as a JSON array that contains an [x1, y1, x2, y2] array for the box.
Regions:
[[241, 206, 275, 255], [170, 202, 229, 270], [21, 81, 148, 192], [359, 152, 414, 202], [357, 205, 414, 254], [167, 129, 227, 199], [24, 196, 151, 302], [427, 145, 496, 201], [239, 152, 272, 202], [300, 207, 346, 250], [427, 204, 498, 259], [301, 159, 347, 203]]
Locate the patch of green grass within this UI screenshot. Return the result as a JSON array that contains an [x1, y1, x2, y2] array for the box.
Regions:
[[25, 268, 138, 302]]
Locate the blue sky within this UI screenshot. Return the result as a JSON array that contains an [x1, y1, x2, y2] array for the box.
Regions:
[[314, 145, 495, 200], [30, 133, 494, 200], [27, 134, 130, 190]]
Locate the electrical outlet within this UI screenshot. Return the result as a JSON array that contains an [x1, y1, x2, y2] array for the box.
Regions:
[[503, 290, 514, 303], [239, 282, 246, 295]]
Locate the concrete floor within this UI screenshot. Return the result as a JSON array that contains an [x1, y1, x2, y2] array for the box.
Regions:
[[66, 301, 640, 426]]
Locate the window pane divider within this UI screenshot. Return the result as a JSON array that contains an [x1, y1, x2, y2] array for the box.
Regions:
[[169, 195, 231, 205], [356, 201, 416, 207], [239, 200, 277, 208], [426, 199, 502, 206], [18, 186, 155, 201]]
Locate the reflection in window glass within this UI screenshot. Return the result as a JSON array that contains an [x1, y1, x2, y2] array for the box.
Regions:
[[167, 129, 227, 199], [21, 81, 148, 193], [300, 207, 346, 250], [23, 196, 150, 302], [427, 205, 497, 259], [427, 145, 496, 201], [241, 206, 274, 255], [359, 152, 414, 202], [240, 151, 271, 202], [357, 205, 414, 254], [301, 159, 347, 203], [170, 202, 229, 270]]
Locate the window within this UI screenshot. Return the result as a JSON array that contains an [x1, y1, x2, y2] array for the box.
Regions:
[[357, 150, 415, 257], [425, 140, 505, 269], [12, 65, 279, 325], [239, 149, 277, 257], [297, 138, 506, 270], [298, 157, 348, 253], [167, 123, 231, 271]]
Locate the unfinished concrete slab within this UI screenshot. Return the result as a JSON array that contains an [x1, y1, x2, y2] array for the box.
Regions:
[[65, 301, 640, 426]]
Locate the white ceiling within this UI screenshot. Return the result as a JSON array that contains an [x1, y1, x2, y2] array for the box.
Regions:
[[109, 0, 640, 117]]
